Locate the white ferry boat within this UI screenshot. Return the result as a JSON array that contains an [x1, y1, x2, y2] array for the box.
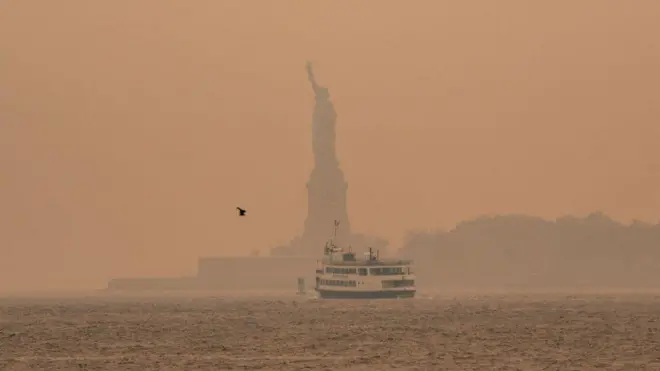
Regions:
[[314, 221, 416, 299]]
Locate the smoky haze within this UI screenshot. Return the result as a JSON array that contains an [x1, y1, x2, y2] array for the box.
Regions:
[[1, 1, 659, 293]]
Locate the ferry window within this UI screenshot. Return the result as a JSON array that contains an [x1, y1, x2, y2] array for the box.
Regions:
[[358, 268, 367, 276], [377, 267, 403, 275], [322, 279, 356, 287], [382, 279, 414, 288]]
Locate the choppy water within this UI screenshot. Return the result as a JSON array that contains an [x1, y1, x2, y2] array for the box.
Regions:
[[1, 293, 660, 370]]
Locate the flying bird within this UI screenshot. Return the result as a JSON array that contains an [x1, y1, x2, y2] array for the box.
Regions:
[[236, 207, 246, 216]]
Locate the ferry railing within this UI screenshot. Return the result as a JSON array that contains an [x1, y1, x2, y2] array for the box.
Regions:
[[322, 259, 414, 266]]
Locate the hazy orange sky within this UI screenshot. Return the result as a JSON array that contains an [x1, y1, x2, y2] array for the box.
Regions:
[[1, 1, 659, 291]]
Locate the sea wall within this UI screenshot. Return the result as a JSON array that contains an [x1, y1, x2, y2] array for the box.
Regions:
[[196, 256, 317, 290], [106, 256, 319, 291], [106, 276, 199, 291]]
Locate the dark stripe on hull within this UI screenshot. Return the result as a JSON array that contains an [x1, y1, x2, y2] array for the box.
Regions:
[[316, 289, 416, 299]]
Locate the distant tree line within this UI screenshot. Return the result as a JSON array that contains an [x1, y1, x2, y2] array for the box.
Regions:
[[398, 212, 660, 290]]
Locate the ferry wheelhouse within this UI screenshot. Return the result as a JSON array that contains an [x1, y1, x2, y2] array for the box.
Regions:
[[314, 222, 416, 299]]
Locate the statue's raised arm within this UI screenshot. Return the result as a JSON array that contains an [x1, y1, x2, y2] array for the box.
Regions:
[[306, 60, 319, 92], [306, 61, 329, 100]]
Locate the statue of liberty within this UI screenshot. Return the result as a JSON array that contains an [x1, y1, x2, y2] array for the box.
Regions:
[[306, 61, 338, 168], [270, 62, 389, 257]]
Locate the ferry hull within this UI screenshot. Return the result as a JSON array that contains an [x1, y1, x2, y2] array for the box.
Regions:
[[316, 289, 415, 299]]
